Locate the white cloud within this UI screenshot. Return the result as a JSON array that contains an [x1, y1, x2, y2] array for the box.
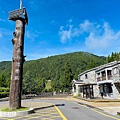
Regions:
[[26, 30, 30, 38], [59, 20, 120, 53], [25, 29, 41, 42], [85, 21, 120, 50], [0, 18, 5, 22], [59, 25, 73, 43], [29, 1, 38, 10], [80, 20, 94, 32], [0, 33, 2, 38], [0, 28, 12, 40], [69, 19, 72, 23]]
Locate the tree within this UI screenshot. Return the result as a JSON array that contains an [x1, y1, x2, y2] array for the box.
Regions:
[[61, 61, 73, 92], [0, 73, 7, 87], [35, 77, 46, 92], [88, 60, 95, 69], [22, 71, 36, 94], [107, 52, 120, 63]]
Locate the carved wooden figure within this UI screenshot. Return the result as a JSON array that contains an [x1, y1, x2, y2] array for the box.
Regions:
[[9, 7, 28, 110]]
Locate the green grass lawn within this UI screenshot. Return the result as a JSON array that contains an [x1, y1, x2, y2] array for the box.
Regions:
[[1, 107, 29, 112]]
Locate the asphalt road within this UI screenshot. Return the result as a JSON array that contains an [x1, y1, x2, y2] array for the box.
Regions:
[[38, 99, 120, 120], [0, 99, 120, 120]]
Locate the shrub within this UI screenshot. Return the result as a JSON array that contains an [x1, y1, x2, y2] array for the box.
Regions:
[[0, 87, 9, 98], [78, 93, 81, 97]]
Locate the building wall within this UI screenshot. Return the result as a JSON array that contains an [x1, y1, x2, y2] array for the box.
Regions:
[[94, 85, 101, 98], [75, 61, 120, 99], [78, 70, 96, 84], [96, 64, 120, 98], [78, 70, 100, 98], [113, 83, 120, 98]]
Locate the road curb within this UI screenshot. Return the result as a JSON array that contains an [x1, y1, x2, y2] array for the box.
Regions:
[[0, 108, 34, 118], [77, 101, 120, 119], [78, 102, 104, 111], [75, 97, 120, 102]]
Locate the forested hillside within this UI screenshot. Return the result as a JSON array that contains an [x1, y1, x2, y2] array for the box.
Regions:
[[23, 51, 105, 80], [0, 51, 106, 94]]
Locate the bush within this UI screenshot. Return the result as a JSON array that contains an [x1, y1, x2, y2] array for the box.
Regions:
[[47, 88, 53, 92], [0, 92, 9, 98], [78, 93, 81, 97], [0, 87, 9, 98], [0, 87, 9, 92]]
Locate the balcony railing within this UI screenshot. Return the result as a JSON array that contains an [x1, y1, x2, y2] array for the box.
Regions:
[[108, 75, 112, 80], [97, 75, 113, 82], [102, 76, 106, 80], [97, 77, 101, 82]]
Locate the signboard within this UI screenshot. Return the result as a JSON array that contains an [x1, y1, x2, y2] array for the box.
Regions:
[[9, 8, 28, 24]]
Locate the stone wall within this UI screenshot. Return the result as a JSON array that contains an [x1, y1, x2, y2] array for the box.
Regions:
[[79, 70, 96, 84], [113, 83, 120, 99], [78, 69, 100, 98]]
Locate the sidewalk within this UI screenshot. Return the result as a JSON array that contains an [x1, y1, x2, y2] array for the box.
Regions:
[[0, 101, 54, 109], [71, 97, 120, 116], [0, 101, 63, 119]]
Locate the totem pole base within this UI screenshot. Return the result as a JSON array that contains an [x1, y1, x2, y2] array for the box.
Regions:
[[0, 108, 34, 118]]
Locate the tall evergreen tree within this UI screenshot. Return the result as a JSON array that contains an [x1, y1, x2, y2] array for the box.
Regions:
[[0, 73, 7, 87], [35, 77, 46, 92], [107, 52, 120, 63], [88, 60, 95, 69], [22, 71, 36, 94], [61, 61, 73, 92]]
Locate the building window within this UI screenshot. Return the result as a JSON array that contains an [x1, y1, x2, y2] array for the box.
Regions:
[[107, 70, 111, 75], [97, 73, 100, 77], [85, 74, 87, 79], [101, 71, 106, 77], [80, 86, 83, 92], [107, 70, 112, 80], [74, 84, 76, 92]]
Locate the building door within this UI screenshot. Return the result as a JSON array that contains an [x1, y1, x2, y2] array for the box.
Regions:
[[99, 83, 113, 97]]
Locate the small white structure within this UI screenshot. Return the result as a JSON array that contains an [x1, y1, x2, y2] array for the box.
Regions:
[[72, 79, 84, 96]]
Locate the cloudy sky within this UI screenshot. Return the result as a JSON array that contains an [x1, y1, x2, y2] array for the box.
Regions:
[[0, 0, 120, 61]]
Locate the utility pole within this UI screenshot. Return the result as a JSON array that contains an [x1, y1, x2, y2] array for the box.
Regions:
[[8, 1, 28, 110]]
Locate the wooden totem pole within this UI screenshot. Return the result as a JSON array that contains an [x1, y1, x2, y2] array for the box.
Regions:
[[9, 1, 28, 110]]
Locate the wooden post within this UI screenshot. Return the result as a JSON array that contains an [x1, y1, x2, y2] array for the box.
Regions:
[[9, 8, 28, 110], [9, 19, 25, 110]]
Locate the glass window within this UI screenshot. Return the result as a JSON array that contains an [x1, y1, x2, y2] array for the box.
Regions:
[[85, 74, 87, 79]]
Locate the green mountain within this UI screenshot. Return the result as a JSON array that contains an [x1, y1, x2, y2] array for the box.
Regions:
[[0, 61, 11, 72], [0, 51, 106, 93], [23, 51, 106, 79]]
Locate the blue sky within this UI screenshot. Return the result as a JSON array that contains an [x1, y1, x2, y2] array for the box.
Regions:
[[0, 0, 120, 61]]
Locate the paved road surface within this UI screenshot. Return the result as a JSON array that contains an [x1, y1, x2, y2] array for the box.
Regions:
[[0, 99, 119, 120], [40, 99, 120, 120]]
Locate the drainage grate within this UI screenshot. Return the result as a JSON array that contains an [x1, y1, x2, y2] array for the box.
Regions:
[[72, 107, 79, 109]]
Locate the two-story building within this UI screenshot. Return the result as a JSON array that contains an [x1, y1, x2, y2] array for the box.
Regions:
[[96, 61, 120, 99], [72, 61, 120, 99]]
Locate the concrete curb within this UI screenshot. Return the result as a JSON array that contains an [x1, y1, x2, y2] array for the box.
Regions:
[[77, 101, 120, 119], [78, 102, 104, 111], [75, 97, 120, 102], [0, 108, 34, 118]]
